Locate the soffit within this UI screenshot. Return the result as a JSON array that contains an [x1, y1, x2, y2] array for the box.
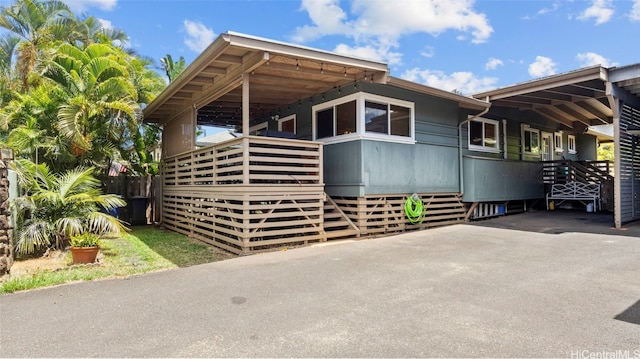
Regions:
[[143, 32, 390, 127], [473, 66, 612, 129]]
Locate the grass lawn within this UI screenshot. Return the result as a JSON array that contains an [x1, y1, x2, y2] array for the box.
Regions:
[[0, 226, 235, 294]]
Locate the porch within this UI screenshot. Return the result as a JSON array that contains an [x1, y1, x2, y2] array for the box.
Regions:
[[161, 136, 325, 254]]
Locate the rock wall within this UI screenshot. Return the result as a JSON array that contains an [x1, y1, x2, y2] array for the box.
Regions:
[[0, 166, 12, 276]]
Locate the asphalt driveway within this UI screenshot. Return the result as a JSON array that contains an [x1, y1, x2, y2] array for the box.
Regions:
[[1, 224, 639, 357]]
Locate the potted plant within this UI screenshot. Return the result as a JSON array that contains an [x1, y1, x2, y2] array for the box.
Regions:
[[69, 232, 102, 264]]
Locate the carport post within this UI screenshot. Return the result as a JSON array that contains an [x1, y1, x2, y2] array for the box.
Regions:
[[606, 86, 622, 229], [242, 73, 249, 137]]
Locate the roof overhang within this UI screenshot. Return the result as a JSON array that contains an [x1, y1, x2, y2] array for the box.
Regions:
[[473, 66, 612, 129], [143, 32, 391, 126], [387, 76, 490, 112], [143, 32, 492, 128]]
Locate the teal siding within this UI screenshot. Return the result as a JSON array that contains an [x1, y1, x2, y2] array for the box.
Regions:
[[462, 156, 544, 202], [259, 81, 600, 202], [361, 140, 459, 195], [320, 82, 464, 197], [324, 141, 364, 197]]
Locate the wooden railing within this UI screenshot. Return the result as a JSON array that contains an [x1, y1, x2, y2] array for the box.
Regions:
[[542, 160, 614, 211], [162, 136, 323, 187], [542, 160, 612, 185]]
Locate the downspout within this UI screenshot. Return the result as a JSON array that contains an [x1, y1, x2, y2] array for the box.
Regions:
[[458, 97, 490, 197], [503, 119, 508, 160]]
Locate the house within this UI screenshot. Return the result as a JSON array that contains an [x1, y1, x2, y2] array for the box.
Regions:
[[143, 32, 640, 253], [470, 64, 640, 228]]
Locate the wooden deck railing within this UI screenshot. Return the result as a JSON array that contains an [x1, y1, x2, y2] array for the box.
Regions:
[[160, 136, 325, 254], [162, 136, 323, 187], [542, 160, 614, 211], [542, 160, 612, 185]]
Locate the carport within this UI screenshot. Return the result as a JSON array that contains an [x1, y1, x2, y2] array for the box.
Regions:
[[473, 64, 640, 228]]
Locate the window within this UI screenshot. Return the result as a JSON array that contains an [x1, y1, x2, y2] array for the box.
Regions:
[[554, 132, 563, 153], [336, 101, 357, 135], [249, 122, 267, 136], [521, 125, 540, 155], [315, 100, 356, 139], [568, 135, 577, 154], [278, 115, 296, 134], [468, 118, 499, 152], [390, 105, 411, 137], [312, 92, 414, 144]]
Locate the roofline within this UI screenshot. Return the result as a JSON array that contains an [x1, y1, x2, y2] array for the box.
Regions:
[[224, 31, 389, 73], [472, 65, 607, 100], [143, 32, 390, 120], [387, 76, 490, 111], [143, 35, 230, 118]]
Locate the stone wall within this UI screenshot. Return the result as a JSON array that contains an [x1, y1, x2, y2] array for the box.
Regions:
[[0, 165, 12, 276]]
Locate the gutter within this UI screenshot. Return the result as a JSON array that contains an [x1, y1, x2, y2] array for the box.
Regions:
[[458, 97, 490, 197]]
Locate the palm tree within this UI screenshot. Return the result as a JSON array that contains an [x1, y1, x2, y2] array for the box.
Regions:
[[72, 15, 129, 47], [0, 81, 75, 168], [11, 158, 126, 254], [42, 42, 140, 162], [160, 54, 186, 83], [0, 0, 75, 90]]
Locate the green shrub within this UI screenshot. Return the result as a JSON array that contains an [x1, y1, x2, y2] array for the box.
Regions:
[[70, 232, 101, 248]]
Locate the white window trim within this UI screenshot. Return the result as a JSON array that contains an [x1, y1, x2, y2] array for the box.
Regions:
[[568, 135, 577, 154], [468, 117, 500, 153], [277, 114, 296, 134], [554, 131, 563, 153], [248, 122, 267, 135], [311, 92, 415, 145], [521, 124, 540, 155]]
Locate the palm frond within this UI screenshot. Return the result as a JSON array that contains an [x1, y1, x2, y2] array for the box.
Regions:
[[14, 219, 54, 254]]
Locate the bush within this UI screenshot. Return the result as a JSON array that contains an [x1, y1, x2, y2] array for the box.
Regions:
[[70, 232, 101, 248]]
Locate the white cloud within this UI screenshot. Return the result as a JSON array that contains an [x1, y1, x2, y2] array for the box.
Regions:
[[523, 1, 562, 20], [421, 46, 435, 59], [578, 0, 614, 25], [528, 56, 557, 77], [538, 2, 561, 15], [292, 0, 493, 45], [630, 0, 640, 21], [183, 20, 215, 53], [485, 57, 504, 70], [401, 68, 498, 95], [334, 43, 403, 66], [97, 18, 112, 29], [290, 0, 351, 43], [64, 0, 116, 12], [576, 52, 617, 67], [291, 0, 492, 69]]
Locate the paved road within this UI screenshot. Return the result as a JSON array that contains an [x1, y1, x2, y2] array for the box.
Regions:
[[1, 224, 639, 357]]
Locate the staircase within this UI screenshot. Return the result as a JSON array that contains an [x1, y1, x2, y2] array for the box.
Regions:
[[323, 196, 360, 240], [542, 160, 614, 211]]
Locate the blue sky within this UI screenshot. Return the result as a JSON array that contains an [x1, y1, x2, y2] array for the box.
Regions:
[[4, 0, 640, 94]]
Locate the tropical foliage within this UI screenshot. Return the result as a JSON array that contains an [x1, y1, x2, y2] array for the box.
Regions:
[[160, 53, 186, 83], [0, 0, 166, 176], [0, 0, 172, 255], [11, 159, 126, 254]]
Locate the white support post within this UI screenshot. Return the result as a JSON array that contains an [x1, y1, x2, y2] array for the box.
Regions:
[[242, 74, 250, 137], [606, 84, 622, 229]]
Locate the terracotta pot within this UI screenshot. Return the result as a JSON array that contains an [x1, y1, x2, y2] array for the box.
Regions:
[[70, 246, 99, 264]]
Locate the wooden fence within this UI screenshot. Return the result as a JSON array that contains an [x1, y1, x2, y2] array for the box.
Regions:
[[331, 193, 466, 236], [104, 175, 159, 224]]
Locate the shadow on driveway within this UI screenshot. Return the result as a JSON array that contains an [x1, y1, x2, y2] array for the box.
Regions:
[[468, 209, 640, 237]]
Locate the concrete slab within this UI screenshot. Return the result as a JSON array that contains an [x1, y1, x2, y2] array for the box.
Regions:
[[1, 224, 639, 357], [469, 209, 640, 237]]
